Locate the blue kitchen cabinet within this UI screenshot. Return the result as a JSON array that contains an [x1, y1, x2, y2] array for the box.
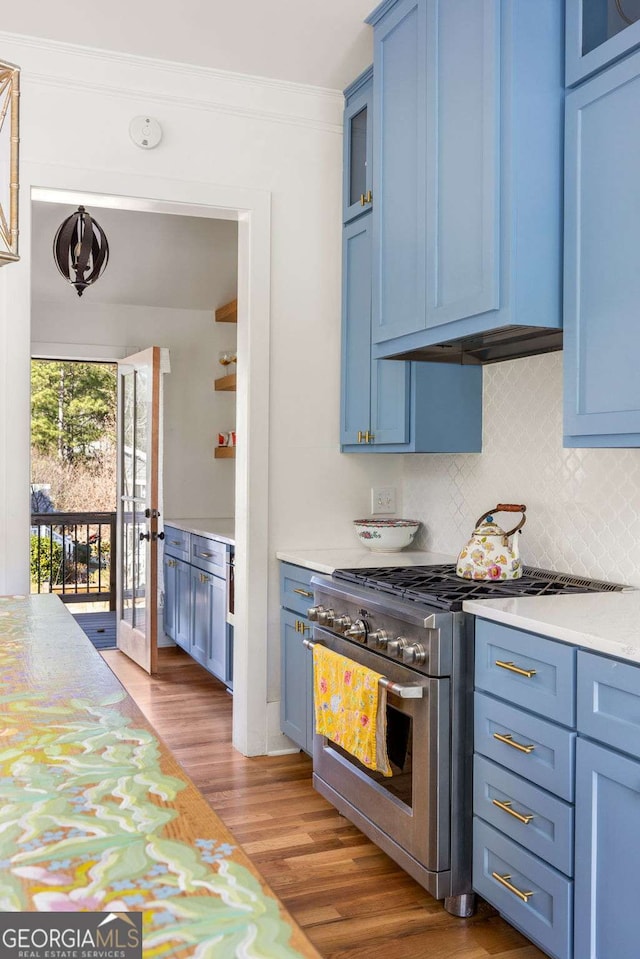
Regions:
[[473, 621, 640, 959], [473, 620, 576, 959], [163, 524, 233, 686], [164, 553, 191, 651], [574, 649, 640, 959], [574, 740, 640, 959], [340, 192, 482, 452], [367, 0, 563, 365], [281, 608, 314, 753], [191, 565, 226, 681], [564, 49, 640, 447], [566, 0, 640, 86], [280, 562, 314, 754], [343, 68, 373, 224]]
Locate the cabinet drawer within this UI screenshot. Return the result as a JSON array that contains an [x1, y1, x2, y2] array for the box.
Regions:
[[578, 650, 640, 760], [191, 535, 227, 577], [473, 755, 573, 876], [475, 693, 575, 801], [164, 525, 190, 562], [475, 619, 576, 726], [473, 818, 572, 959], [280, 562, 315, 616]]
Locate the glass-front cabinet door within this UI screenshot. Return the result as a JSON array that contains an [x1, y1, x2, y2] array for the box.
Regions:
[[343, 66, 373, 223], [567, 0, 640, 85]]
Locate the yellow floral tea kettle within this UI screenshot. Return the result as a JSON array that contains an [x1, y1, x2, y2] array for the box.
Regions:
[[456, 504, 527, 580]]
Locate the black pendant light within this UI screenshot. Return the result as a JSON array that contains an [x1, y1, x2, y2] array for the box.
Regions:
[[53, 206, 109, 296]]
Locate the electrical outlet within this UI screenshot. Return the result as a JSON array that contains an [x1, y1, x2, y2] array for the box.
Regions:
[[371, 486, 397, 515]]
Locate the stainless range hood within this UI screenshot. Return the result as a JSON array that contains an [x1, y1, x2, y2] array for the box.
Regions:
[[385, 325, 564, 366]]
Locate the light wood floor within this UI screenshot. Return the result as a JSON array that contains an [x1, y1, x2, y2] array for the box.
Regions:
[[102, 646, 546, 959]]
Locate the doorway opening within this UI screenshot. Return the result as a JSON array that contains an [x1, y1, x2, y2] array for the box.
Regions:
[[17, 175, 272, 757], [30, 357, 119, 648]]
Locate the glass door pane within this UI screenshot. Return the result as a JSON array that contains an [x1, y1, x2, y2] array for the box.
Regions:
[[349, 106, 368, 207], [583, 0, 640, 56]]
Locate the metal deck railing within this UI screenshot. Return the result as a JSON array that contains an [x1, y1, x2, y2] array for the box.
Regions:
[[30, 511, 117, 610]]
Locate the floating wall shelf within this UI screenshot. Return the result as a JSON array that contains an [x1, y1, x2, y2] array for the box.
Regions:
[[215, 299, 237, 324], [214, 447, 236, 459], [214, 373, 236, 392]]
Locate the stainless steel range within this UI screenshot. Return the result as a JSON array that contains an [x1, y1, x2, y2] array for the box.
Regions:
[[305, 564, 626, 917]]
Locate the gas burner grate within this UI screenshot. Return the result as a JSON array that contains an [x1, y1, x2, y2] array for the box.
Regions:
[[332, 563, 629, 611]]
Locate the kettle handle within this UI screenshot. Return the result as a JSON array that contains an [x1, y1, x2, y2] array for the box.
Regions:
[[476, 504, 527, 537]]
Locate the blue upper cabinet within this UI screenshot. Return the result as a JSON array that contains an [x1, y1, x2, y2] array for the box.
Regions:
[[366, 0, 564, 366], [564, 49, 640, 446], [341, 214, 409, 447], [566, 0, 640, 86], [343, 68, 374, 223], [340, 212, 482, 452]]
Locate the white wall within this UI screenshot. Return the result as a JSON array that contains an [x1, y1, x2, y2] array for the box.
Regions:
[[403, 352, 640, 588], [0, 32, 403, 753], [31, 299, 238, 519]]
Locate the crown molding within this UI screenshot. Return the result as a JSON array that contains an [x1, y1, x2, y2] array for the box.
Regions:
[[23, 70, 343, 134], [0, 30, 343, 99], [0, 29, 343, 131]]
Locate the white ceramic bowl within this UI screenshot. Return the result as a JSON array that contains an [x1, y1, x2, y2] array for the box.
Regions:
[[353, 518, 421, 553]]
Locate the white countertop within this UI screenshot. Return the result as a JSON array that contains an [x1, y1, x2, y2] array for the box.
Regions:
[[464, 591, 640, 664], [276, 547, 455, 575], [165, 517, 235, 546]]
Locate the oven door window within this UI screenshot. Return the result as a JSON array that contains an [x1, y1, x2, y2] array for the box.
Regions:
[[325, 701, 414, 809]]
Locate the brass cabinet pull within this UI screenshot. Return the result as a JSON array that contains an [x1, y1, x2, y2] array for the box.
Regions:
[[200, 572, 210, 584], [358, 430, 364, 443], [170, 539, 182, 546], [360, 193, 366, 206], [365, 430, 375, 443], [295, 620, 310, 635], [492, 798, 534, 825], [493, 732, 535, 754], [491, 872, 534, 903], [365, 189, 373, 204], [496, 660, 537, 679], [293, 588, 313, 598]]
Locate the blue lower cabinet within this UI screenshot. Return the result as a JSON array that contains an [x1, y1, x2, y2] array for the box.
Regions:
[[577, 650, 640, 762], [473, 755, 574, 877], [191, 566, 226, 681], [164, 555, 191, 651], [280, 609, 313, 754], [225, 624, 233, 690], [475, 693, 576, 802], [473, 818, 572, 959], [574, 737, 640, 959]]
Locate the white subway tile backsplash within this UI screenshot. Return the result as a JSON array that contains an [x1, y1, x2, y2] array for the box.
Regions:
[[403, 352, 640, 587]]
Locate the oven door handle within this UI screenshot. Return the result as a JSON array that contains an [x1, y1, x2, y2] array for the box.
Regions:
[[302, 638, 425, 699]]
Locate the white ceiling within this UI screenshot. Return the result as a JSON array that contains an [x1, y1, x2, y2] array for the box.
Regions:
[[32, 202, 239, 311], [3, 0, 375, 90]]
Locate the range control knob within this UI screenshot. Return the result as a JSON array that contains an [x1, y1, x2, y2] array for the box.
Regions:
[[386, 637, 409, 657], [402, 643, 427, 666], [345, 619, 368, 642], [333, 614, 352, 633], [368, 629, 389, 649], [317, 608, 335, 627], [307, 605, 325, 622]]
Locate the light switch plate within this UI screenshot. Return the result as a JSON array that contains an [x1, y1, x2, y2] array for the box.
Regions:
[[371, 486, 397, 514]]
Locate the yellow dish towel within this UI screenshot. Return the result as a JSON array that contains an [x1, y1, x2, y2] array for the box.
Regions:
[[313, 645, 392, 777]]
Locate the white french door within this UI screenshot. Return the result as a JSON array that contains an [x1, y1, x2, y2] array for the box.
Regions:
[[116, 347, 162, 674]]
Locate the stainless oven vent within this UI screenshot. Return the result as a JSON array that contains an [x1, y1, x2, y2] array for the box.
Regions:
[[522, 566, 630, 592]]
